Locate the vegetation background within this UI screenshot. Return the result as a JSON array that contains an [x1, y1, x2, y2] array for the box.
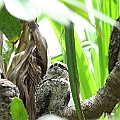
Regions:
[[1, 0, 120, 119]]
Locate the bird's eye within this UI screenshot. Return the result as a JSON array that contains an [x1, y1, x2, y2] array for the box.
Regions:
[[54, 63, 58, 67], [58, 63, 68, 71], [52, 63, 59, 70]]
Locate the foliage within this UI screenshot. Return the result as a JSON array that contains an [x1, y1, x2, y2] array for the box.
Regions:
[[0, 0, 120, 120], [10, 97, 28, 120], [0, 7, 21, 42], [65, 23, 83, 119]]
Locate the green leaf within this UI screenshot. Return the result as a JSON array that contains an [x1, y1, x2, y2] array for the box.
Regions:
[[51, 54, 64, 63], [48, 19, 66, 62], [0, 6, 21, 43], [65, 23, 83, 120], [37, 13, 45, 22], [112, 0, 117, 4], [59, 0, 89, 22], [10, 97, 28, 120], [74, 31, 97, 99]]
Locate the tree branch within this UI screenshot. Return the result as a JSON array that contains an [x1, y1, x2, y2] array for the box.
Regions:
[[41, 60, 120, 120]]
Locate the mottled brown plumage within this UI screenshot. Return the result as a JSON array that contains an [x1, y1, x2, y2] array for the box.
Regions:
[[35, 61, 70, 117], [108, 17, 120, 73]]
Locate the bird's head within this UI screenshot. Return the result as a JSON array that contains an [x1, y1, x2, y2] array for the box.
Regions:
[[44, 61, 68, 80]]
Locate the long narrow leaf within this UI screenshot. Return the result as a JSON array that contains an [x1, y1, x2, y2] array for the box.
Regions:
[[65, 23, 84, 120], [74, 31, 97, 99]]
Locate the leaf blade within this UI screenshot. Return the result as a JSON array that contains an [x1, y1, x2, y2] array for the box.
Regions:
[[0, 7, 21, 42], [10, 97, 28, 120]]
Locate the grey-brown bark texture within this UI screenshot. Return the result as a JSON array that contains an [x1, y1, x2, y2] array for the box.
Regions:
[[108, 17, 120, 73], [0, 28, 19, 120], [0, 17, 120, 120], [0, 79, 19, 120]]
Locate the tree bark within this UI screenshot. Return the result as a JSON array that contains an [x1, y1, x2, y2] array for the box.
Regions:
[[0, 79, 19, 120], [42, 60, 120, 120]]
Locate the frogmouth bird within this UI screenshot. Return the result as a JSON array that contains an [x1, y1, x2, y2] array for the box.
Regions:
[[35, 61, 70, 117]]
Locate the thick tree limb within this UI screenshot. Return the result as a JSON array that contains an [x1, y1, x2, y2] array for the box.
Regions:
[[0, 79, 19, 120], [41, 60, 120, 120]]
